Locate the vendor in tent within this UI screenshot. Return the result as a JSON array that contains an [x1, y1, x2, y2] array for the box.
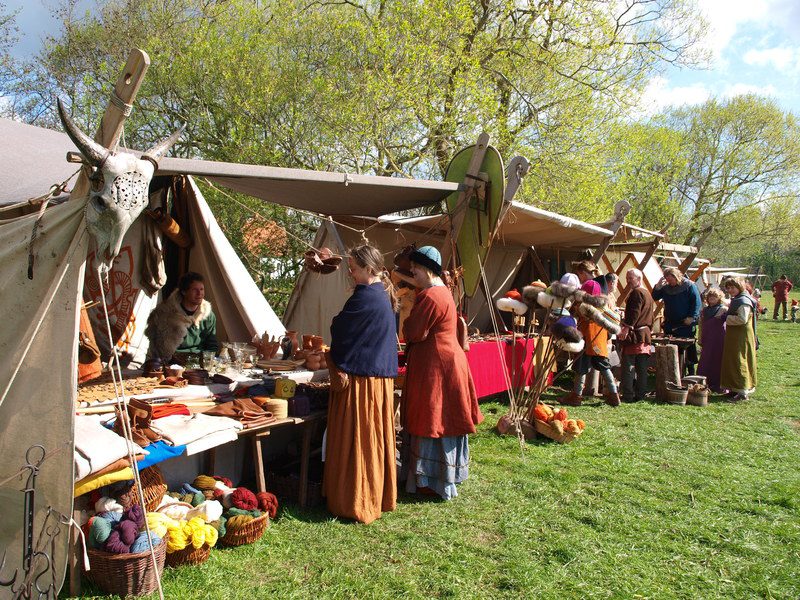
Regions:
[[324, 244, 399, 524], [145, 272, 219, 362], [401, 245, 483, 500]]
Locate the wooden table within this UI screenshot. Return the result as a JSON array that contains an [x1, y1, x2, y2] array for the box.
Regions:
[[205, 410, 327, 507], [652, 335, 695, 376]]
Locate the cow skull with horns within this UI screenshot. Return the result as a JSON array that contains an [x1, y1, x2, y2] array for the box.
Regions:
[[57, 98, 184, 270]]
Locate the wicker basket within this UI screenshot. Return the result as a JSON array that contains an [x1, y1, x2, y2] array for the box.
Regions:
[[218, 513, 269, 547], [534, 419, 578, 444], [125, 466, 168, 512], [84, 540, 166, 597], [165, 543, 211, 568]]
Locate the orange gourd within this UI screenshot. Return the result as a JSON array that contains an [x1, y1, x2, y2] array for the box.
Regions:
[[533, 405, 549, 423], [576, 419, 586, 431]]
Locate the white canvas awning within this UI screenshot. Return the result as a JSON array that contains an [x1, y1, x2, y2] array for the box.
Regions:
[[0, 118, 460, 217], [378, 201, 612, 248]]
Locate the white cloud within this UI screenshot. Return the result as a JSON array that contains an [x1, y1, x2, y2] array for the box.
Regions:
[[698, 0, 771, 61], [743, 47, 800, 71], [636, 76, 711, 115], [723, 82, 779, 98]]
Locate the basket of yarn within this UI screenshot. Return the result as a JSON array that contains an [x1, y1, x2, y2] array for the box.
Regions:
[[83, 505, 166, 597], [150, 494, 223, 567], [218, 512, 268, 547], [217, 487, 276, 547]]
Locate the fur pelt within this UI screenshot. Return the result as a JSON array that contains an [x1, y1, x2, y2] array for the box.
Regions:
[[571, 289, 608, 308], [550, 322, 582, 343], [549, 281, 578, 298], [146, 289, 213, 359], [522, 285, 543, 308], [577, 303, 622, 335], [555, 338, 585, 353], [496, 296, 529, 315]]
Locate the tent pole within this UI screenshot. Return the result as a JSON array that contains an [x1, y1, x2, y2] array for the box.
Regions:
[[70, 49, 150, 202], [590, 200, 630, 265]]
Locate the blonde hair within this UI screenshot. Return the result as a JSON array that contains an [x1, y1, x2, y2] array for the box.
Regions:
[[705, 287, 725, 303], [349, 244, 399, 311], [663, 267, 683, 282], [721, 276, 746, 295], [571, 259, 597, 276]]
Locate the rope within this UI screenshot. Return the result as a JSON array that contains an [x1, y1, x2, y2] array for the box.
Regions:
[[94, 266, 164, 600], [109, 91, 133, 117]]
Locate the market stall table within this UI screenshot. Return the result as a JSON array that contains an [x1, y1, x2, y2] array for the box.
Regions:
[[465, 337, 551, 398]]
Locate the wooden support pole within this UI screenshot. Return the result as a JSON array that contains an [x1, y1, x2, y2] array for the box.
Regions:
[[591, 200, 631, 265], [529, 246, 550, 284], [70, 49, 150, 201], [69, 49, 150, 599]]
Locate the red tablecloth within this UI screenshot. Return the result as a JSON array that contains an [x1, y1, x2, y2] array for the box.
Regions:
[[466, 338, 543, 398]]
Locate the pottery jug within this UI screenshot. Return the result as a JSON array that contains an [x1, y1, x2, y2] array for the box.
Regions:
[[281, 331, 298, 360]]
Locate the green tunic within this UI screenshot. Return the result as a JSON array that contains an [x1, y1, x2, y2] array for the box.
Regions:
[[175, 311, 218, 354], [720, 310, 757, 392]]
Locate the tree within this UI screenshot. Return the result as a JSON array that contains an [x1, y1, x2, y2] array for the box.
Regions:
[[665, 95, 800, 246]]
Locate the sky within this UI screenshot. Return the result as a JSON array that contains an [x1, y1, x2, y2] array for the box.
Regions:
[[5, 0, 800, 117]]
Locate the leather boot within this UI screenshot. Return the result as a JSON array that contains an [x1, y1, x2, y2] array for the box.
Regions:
[[559, 391, 583, 406], [603, 391, 621, 407]]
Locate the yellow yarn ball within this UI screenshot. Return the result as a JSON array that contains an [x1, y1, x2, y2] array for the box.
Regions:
[[225, 514, 254, 530], [193, 475, 217, 491]]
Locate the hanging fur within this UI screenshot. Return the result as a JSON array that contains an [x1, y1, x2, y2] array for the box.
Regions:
[[496, 296, 529, 315], [145, 289, 213, 359], [522, 285, 544, 308], [555, 338, 585, 353], [549, 281, 578, 298], [550, 315, 582, 343], [577, 303, 622, 335], [571, 289, 608, 308]]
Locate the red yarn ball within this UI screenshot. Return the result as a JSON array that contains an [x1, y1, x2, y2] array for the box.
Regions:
[[256, 492, 279, 519], [230, 487, 258, 511], [213, 475, 234, 488]]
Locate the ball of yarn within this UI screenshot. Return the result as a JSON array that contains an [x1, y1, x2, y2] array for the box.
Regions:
[[213, 475, 234, 488], [117, 519, 139, 546], [256, 492, 279, 519], [186, 500, 223, 523], [130, 531, 162, 554], [103, 530, 130, 554], [180, 493, 194, 505], [225, 514, 254, 530], [209, 516, 226, 538], [146, 512, 170, 538], [124, 504, 145, 529], [97, 510, 123, 524], [231, 487, 258, 511], [180, 482, 201, 496], [89, 516, 112, 549], [191, 492, 205, 507], [193, 475, 217, 491], [94, 496, 123, 515], [226, 507, 261, 518]]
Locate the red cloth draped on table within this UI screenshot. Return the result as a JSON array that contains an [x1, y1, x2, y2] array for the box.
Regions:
[[465, 338, 545, 398]]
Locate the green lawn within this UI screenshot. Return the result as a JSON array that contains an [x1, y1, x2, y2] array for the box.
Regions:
[[72, 318, 800, 599]]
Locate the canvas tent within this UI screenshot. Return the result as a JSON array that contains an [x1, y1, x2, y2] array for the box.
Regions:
[[283, 202, 613, 338], [0, 115, 495, 594]]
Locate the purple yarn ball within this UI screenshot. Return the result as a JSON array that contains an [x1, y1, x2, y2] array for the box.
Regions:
[[117, 519, 139, 547], [124, 504, 145, 529], [103, 530, 130, 554]]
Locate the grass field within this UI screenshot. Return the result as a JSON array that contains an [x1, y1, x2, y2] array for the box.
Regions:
[[73, 317, 800, 599]]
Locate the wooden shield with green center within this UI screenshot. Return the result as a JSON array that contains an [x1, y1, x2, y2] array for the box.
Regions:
[[444, 144, 505, 297]]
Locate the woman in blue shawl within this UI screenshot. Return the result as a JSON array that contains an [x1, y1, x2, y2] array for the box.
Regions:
[[323, 244, 399, 523]]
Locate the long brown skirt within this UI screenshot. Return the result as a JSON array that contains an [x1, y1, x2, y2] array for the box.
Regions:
[[323, 375, 396, 524]]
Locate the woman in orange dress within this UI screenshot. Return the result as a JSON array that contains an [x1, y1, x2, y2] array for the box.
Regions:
[[401, 246, 483, 500], [323, 245, 398, 523]]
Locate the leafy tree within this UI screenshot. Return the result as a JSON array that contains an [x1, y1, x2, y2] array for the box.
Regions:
[[664, 95, 800, 246]]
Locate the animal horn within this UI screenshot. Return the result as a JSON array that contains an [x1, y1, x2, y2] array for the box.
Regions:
[[142, 123, 186, 166], [57, 98, 109, 167]]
